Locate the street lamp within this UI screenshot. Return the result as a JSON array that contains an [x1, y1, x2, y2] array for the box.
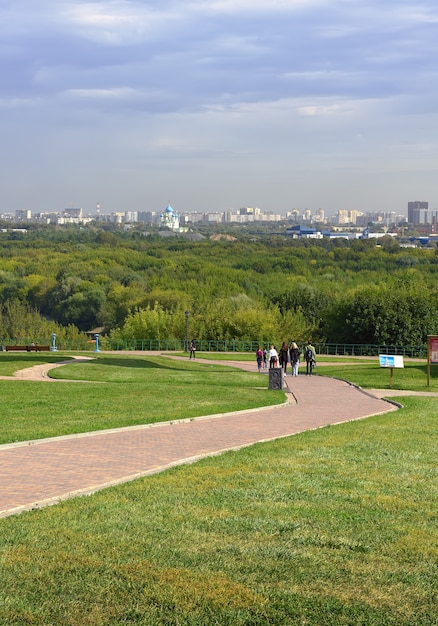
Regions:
[[185, 310, 190, 352]]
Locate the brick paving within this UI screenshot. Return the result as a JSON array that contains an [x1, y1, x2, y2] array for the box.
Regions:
[[0, 357, 398, 519]]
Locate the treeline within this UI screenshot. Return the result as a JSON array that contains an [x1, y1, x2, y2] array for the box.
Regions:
[[0, 300, 87, 345], [1, 226, 438, 346]]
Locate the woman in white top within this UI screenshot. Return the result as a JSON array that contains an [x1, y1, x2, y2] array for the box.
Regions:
[[268, 345, 279, 368]]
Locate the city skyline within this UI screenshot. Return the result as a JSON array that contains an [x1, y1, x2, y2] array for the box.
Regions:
[[2, 1, 438, 215], [7, 204, 410, 228]]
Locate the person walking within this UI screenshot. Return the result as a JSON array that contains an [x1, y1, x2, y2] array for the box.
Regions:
[[263, 348, 268, 369], [279, 341, 289, 375], [256, 347, 263, 372], [269, 345, 279, 368], [304, 341, 316, 376], [189, 339, 196, 359], [289, 342, 301, 376]]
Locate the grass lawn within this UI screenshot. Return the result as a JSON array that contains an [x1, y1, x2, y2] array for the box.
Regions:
[[0, 352, 436, 624], [169, 351, 257, 361], [0, 353, 283, 444], [0, 352, 74, 376], [315, 360, 438, 392], [0, 399, 436, 625], [170, 352, 377, 363]]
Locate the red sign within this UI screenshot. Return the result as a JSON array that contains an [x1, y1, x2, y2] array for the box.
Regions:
[[429, 336, 438, 363]]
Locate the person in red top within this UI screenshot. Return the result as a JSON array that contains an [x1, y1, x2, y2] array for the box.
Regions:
[[256, 347, 263, 372]]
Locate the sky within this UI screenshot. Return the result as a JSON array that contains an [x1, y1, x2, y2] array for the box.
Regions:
[[1, 0, 438, 216]]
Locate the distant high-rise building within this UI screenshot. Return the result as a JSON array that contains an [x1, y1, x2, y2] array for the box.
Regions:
[[63, 207, 82, 219], [303, 209, 312, 222], [124, 211, 138, 223], [408, 201, 428, 225], [138, 211, 158, 224], [15, 209, 31, 220], [336, 210, 349, 225], [239, 207, 260, 216]]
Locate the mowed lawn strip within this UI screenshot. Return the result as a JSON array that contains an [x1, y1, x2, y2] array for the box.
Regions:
[[169, 351, 377, 363], [0, 354, 283, 444], [0, 398, 436, 625], [317, 360, 438, 392]]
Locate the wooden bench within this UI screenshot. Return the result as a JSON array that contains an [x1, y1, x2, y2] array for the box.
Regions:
[[4, 345, 51, 352]]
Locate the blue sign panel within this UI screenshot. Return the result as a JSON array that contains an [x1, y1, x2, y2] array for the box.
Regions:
[[379, 355, 404, 368], [380, 355, 395, 367]]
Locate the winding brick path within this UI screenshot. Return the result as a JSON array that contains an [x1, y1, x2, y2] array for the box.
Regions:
[[0, 356, 397, 519]]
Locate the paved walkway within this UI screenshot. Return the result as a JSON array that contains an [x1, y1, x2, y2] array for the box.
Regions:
[[0, 356, 399, 519]]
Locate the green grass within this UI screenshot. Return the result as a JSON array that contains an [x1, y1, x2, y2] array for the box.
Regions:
[[170, 352, 377, 363], [0, 354, 283, 444], [1, 352, 437, 624], [315, 360, 438, 392], [0, 399, 436, 625], [0, 352, 75, 376], [169, 351, 257, 361]]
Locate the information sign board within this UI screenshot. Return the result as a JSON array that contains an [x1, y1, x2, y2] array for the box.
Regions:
[[379, 355, 404, 368], [429, 337, 438, 364], [427, 335, 438, 386]]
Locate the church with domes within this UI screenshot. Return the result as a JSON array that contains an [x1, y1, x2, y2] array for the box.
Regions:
[[159, 204, 180, 231]]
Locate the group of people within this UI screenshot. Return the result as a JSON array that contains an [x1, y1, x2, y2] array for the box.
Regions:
[[256, 341, 316, 376]]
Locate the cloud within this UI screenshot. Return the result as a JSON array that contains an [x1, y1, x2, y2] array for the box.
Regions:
[[1, 0, 438, 213], [62, 2, 179, 44]]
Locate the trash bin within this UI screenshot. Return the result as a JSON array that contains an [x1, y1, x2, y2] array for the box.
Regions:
[[268, 367, 284, 390]]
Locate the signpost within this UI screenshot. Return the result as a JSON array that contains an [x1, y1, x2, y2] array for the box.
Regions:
[[427, 335, 438, 386], [379, 354, 404, 386]]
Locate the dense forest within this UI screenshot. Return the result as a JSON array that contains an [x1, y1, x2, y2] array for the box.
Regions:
[[1, 225, 438, 347]]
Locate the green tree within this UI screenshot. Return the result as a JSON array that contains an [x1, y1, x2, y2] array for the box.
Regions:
[[332, 277, 438, 345], [0, 300, 86, 345], [110, 304, 176, 341], [55, 286, 106, 330]]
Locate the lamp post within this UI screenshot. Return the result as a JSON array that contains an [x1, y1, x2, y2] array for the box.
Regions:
[[185, 310, 190, 352]]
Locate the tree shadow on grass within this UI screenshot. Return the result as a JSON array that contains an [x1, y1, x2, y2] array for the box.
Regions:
[[92, 357, 238, 373], [92, 357, 168, 370], [1, 354, 66, 364]]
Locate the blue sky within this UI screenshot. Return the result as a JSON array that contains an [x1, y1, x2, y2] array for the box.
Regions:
[[1, 0, 437, 216]]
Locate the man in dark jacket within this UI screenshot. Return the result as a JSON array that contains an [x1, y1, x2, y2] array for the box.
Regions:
[[304, 341, 316, 376]]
